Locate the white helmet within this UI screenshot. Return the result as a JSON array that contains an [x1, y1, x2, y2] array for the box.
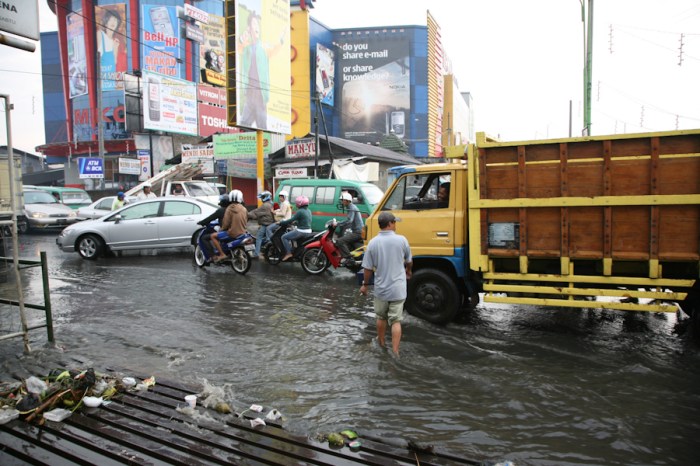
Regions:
[[229, 189, 243, 203], [340, 191, 353, 202], [143, 182, 152, 188], [278, 190, 289, 199]]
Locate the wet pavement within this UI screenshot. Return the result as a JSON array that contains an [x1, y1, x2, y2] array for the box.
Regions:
[[1, 230, 700, 465]]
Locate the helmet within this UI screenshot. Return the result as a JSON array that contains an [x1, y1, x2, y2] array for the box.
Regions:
[[143, 182, 152, 189], [278, 190, 288, 199], [218, 194, 230, 206], [295, 195, 309, 208], [340, 191, 353, 202], [229, 189, 244, 203], [117, 191, 125, 198], [257, 190, 272, 202]]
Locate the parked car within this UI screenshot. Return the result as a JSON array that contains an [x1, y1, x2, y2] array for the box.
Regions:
[[77, 195, 137, 220], [23, 189, 79, 231], [31, 186, 92, 210], [56, 197, 217, 260]]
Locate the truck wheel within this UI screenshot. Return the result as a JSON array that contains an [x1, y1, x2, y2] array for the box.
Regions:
[[77, 234, 103, 260], [407, 269, 460, 324]]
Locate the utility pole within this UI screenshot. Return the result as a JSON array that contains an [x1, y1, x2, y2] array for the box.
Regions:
[[96, 50, 106, 189], [582, 0, 594, 136], [313, 92, 320, 179]]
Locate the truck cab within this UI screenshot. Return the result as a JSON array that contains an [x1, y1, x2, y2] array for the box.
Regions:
[[162, 180, 220, 205], [366, 163, 474, 324]]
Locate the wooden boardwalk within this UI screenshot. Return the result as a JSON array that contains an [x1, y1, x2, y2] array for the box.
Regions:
[[0, 372, 480, 466]]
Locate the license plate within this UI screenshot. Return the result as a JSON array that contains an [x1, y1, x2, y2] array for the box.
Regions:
[[244, 244, 255, 251], [57, 220, 67, 225]]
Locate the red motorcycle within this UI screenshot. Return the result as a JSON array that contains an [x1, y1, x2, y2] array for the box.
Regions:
[[301, 220, 365, 275]]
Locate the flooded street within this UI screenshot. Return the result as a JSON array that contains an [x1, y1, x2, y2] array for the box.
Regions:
[[2, 231, 700, 465]]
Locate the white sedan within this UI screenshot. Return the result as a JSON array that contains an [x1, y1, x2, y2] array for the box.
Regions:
[[57, 198, 217, 260], [77, 195, 137, 220]]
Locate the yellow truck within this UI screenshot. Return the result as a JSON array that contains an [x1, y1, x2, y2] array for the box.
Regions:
[[363, 129, 700, 331]]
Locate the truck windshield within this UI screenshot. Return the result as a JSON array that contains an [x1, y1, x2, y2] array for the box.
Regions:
[[185, 182, 218, 196]]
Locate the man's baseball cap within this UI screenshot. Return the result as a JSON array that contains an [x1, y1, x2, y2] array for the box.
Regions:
[[378, 211, 401, 228]]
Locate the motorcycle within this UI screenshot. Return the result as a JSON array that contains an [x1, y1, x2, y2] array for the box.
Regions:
[[193, 220, 255, 275], [262, 223, 322, 266], [300, 219, 365, 275]]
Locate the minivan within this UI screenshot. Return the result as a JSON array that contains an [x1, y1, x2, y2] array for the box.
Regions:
[[32, 186, 92, 211], [274, 179, 384, 232]]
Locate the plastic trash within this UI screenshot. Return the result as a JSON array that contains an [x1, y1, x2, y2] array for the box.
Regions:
[[249, 404, 263, 412], [265, 409, 282, 421], [250, 418, 266, 428], [25, 376, 48, 395], [122, 377, 136, 387], [0, 409, 20, 425], [83, 396, 102, 408], [348, 440, 361, 450], [43, 408, 72, 422]]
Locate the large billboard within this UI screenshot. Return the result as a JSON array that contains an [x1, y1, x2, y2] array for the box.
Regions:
[[66, 12, 87, 99], [142, 71, 197, 135], [95, 4, 127, 91], [337, 34, 410, 145], [141, 4, 182, 77], [232, 0, 291, 134], [198, 84, 241, 137], [72, 91, 127, 141]]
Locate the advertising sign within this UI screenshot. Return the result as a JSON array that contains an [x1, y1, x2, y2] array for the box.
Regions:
[[285, 137, 315, 159], [0, 0, 39, 40], [78, 158, 104, 179], [184, 3, 209, 24], [185, 23, 204, 43], [199, 13, 225, 86], [142, 71, 197, 135], [275, 167, 307, 178], [226, 159, 257, 179], [338, 34, 411, 144], [67, 12, 87, 99], [182, 144, 215, 174], [141, 4, 181, 77], [137, 149, 151, 181], [72, 91, 127, 141], [213, 132, 271, 159], [233, 0, 291, 134], [119, 157, 141, 175], [316, 43, 335, 106], [198, 84, 241, 137], [95, 4, 127, 91]]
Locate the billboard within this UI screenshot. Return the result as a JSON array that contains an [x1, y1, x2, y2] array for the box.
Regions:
[[213, 132, 271, 159], [141, 4, 181, 77], [142, 71, 198, 135], [72, 91, 127, 141], [66, 12, 87, 99], [338, 34, 410, 144], [199, 13, 226, 87], [232, 0, 291, 134], [95, 4, 127, 91], [198, 84, 241, 137], [316, 43, 335, 106]]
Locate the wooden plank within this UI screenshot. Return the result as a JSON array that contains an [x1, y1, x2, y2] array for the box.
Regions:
[[560, 143, 570, 265]]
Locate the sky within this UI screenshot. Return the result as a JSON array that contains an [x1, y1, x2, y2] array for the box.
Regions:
[[1, 0, 699, 154]]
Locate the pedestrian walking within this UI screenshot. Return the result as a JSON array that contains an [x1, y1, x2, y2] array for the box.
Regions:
[[359, 211, 412, 356]]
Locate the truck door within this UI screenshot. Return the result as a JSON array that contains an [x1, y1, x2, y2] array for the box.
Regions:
[[381, 172, 455, 256]]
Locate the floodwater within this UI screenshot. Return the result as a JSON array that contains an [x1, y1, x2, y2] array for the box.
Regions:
[[1, 231, 699, 465]]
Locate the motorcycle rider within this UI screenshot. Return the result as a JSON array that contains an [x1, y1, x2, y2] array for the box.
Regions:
[[211, 189, 248, 262], [266, 190, 292, 242], [335, 191, 364, 266], [247, 190, 275, 258], [279, 195, 313, 262], [197, 194, 231, 260]]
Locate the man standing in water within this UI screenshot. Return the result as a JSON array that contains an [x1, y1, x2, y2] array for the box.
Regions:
[[360, 212, 412, 356]]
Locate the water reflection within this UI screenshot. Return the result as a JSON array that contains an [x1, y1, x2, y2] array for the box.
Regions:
[[1, 232, 699, 465]]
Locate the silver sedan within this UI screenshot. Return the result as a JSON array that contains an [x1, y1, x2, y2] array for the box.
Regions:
[[77, 195, 137, 220], [57, 198, 217, 260]]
